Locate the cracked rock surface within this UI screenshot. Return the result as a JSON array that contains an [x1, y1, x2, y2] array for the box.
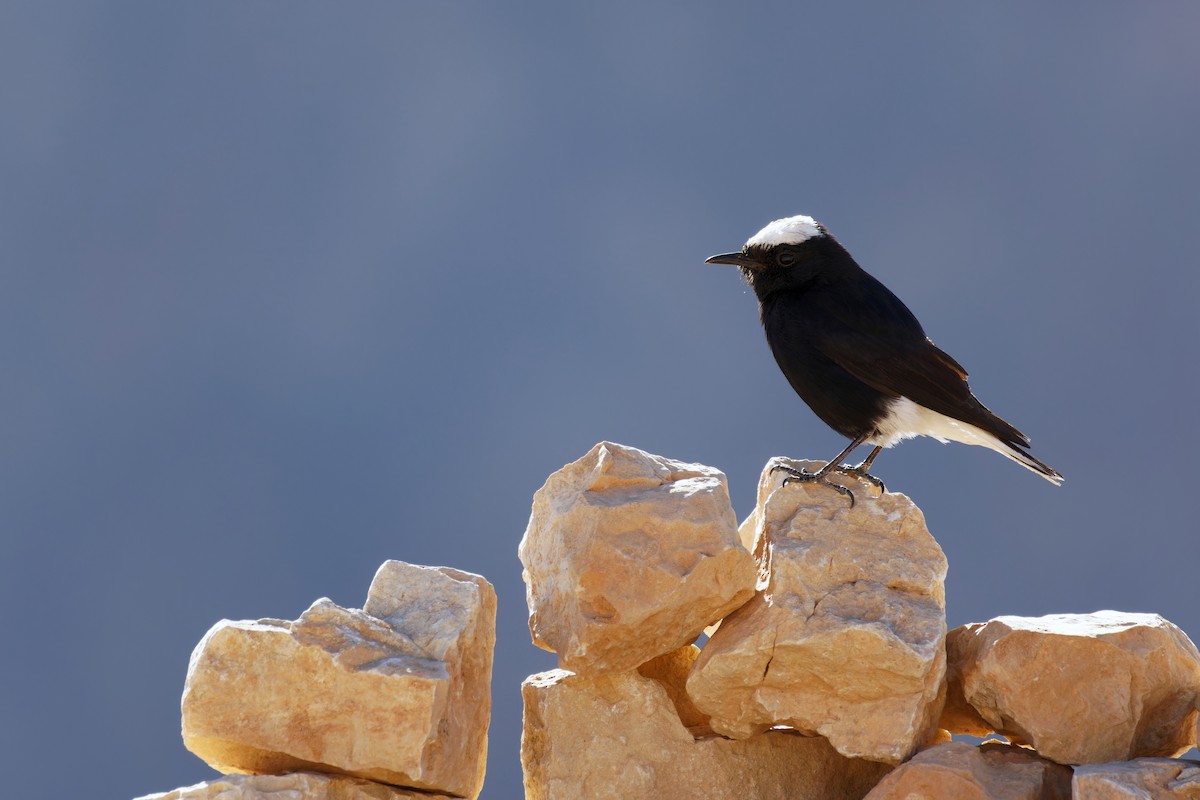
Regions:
[[521, 645, 892, 800], [686, 458, 948, 764]]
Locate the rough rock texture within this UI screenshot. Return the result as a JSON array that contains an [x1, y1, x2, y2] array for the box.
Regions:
[[363, 560, 496, 795], [1072, 758, 1200, 798], [135, 772, 457, 800], [182, 561, 496, 799], [519, 441, 756, 674], [863, 741, 1072, 800], [687, 458, 948, 764], [941, 611, 1200, 765], [521, 652, 892, 800], [635, 644, 713, 736]]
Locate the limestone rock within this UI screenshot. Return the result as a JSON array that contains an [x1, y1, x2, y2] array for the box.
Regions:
[[863, 741, 1072, 800], [519, 441, 756, 674], [134, 772, 456, 800], [941, 611, 1200, 765], [521, 652, 892, 800], [1073, 758, 1200, 798], [635, 644, 713, 736], [363, 560, 495, 795], [182, 561, 496, 799], [687, 458, 948, 764]]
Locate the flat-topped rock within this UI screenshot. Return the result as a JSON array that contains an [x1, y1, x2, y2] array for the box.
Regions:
[[941, 611, 1200, 765], [519, 442, 756, 674]]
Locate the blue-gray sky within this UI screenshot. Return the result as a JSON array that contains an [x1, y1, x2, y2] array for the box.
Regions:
[[3, 3, 1199, 798]]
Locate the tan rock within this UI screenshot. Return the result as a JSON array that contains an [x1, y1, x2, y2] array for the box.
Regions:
[[635, 644, 713, 735], [518, 441, 756, 674], [363, 560, 496, 795], [1072, 758, 1200, 798], [687, 458, 948, 764], [182, 561, 496, 799], [941, 611, 1200, 765], [134, 772, 456, 800], [521, 655, 892, 800], [863, 741, 1072, 800]]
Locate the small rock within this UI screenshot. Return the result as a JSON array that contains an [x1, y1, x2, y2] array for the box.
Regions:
[[521, 655, 892, 800], [1072, 758, 1200, 798], [182, 561, 495, 799], [687, 458, 948, 764], [134, 772, 456, 800], [941, 611, 1200, 765], [519, 442, 756, 674], [863, 741, 1072, 800]]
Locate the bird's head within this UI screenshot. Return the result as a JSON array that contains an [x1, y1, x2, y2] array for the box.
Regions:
[[705, 214, 844, 299]]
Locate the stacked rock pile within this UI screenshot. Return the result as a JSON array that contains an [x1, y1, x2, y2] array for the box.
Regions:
[[519, 441, 1200, 799], [136, 560, 497, 800], [128, 439, 1199, 799]]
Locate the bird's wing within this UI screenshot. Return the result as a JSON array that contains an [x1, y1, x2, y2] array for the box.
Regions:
[[820, 327, 965, 404], [814, 318, 1032, 447]]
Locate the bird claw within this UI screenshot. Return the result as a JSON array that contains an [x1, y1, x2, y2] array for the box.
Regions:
[[836, 464, 887, 497], [770, 463, 857, 508]]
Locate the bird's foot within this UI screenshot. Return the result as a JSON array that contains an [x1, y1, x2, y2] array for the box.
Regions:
[[770, 463, 857, 508], [834, 463, 886, 497]]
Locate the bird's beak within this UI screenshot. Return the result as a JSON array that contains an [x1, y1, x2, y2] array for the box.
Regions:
[[704, 252, 757, 268]]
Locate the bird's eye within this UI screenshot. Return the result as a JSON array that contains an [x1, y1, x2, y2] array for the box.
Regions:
[[776, 251, 796, 267]]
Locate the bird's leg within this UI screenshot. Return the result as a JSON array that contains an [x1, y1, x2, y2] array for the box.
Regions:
[[771, 436, 867, 507], [841, 445, 887, 496]]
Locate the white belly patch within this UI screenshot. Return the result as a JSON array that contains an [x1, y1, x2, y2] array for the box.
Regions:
[[869, 396, 1000, 450]]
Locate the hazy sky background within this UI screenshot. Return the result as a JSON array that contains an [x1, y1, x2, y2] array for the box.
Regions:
[[3, 3, 1199, 798]]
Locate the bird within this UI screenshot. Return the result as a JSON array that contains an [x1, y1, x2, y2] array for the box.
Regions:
[[705, 214, 1062, 505]]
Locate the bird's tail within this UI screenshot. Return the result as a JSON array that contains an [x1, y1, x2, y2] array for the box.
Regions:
[[957, 399, 1064, 486], [920, 402, 1064, 486], [991, 439, 1064, 486]]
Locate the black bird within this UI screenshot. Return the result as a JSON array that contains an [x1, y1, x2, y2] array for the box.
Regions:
[[706, 214, 1062, 503]]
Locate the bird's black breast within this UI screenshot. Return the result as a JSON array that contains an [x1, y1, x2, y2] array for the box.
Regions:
[[760, 287, 897, 439]]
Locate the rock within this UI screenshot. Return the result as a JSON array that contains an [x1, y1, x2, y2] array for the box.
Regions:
[[1072, 758, 1200, 798], [635, 644, 713, 736], [941, 611, 1200, 765], [181, 561, 496, 799], [521, 653, 892, 800], [518, 441, 756, 674], [134, 772, 457, 800], [687, 458, 948, 764], [362, 560, 496, 795], [863, 741, 1072, 800]]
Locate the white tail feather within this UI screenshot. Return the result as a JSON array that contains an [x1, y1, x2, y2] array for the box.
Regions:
[[871, 396, 1063, 485]]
